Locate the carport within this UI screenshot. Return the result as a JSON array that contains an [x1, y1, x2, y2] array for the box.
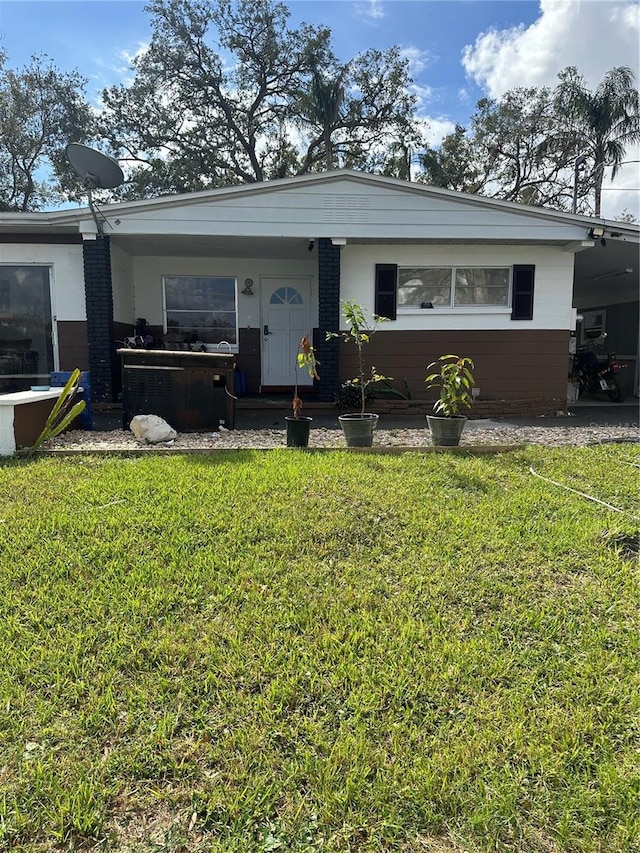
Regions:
[[573, 225, 639, 401]]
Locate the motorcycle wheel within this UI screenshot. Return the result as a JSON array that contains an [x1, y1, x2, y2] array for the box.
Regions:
[[606, 378, 625, 403]]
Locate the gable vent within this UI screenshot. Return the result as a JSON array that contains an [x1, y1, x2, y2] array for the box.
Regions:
[[321, 195, 370, 223]]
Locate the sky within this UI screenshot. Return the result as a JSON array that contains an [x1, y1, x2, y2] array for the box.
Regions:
[[0, 0, 639, 217]]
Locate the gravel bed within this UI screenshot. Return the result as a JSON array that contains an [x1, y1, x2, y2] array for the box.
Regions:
[[47, 421, 639, 451]]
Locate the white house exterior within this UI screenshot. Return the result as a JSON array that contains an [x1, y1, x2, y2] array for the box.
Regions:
[[1, 170, 638, 415]]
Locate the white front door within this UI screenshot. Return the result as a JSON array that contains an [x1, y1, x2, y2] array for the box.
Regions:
[[261, 277, 313, 387]]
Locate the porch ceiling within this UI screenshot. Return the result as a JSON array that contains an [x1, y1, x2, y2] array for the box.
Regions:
[[574, 238, 639, 307]]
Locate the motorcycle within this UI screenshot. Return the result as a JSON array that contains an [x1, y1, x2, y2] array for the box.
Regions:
[[571, 334, 627, 403]]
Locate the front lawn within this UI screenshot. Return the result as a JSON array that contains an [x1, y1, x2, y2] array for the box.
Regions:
[[0, 446, 638, 852]]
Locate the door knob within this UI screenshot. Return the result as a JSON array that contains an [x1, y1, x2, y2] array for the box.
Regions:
[[263, 325, 273, 335]]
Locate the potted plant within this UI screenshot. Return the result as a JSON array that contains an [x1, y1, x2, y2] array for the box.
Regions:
[[285, 336, 319, 447], [327, 301, 390, 447], [425, 354, 475, 446]]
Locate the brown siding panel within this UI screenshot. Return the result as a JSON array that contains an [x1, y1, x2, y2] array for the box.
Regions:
[[340, 329, 569, 412], [13, 399, 58, 449], [57, 321, 89, 371], [58, 321, 135, 390], [113, 322, 132, 347], [237, 328, 261, 393]]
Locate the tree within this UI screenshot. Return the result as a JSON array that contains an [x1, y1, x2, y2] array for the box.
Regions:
[[296, 47, 423, 178], [100, 0, 329, 195], [298, 67, 345, 172], [418, 87, 578, 209], [0, 53, 94, 211], [418, 124, 488, 193], [100, 0, 423, 197], [335, 48, 425, 178], [614, 208, 638, 223], [417, 66, 640, 216], [554, 66, 640, 216], [299, 65, 348, 172]]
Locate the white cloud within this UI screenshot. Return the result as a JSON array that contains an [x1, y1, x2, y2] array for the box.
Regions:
[[462, 0, 640, 97], [410, 83, 434, 109], [354, 0, 385, 24], [91, 42, 150, 93], [119, 42, 150, 67], [461, 0, 640, 216], [418, 116, 456, 147], [399, 46, 431, 77], [601, 143, 640, 219]]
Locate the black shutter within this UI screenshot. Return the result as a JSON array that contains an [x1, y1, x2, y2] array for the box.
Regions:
[[375, 263, 397, 320], [511, 265, 535, 320]]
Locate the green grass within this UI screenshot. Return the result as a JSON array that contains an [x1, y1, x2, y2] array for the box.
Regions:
[[0, 446, 638, 852]]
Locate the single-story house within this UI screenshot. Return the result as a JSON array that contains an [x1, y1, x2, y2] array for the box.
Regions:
[[1, 170, 638, 416]]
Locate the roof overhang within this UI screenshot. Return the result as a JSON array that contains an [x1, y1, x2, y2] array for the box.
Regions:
[[1, 170, 638, 245]]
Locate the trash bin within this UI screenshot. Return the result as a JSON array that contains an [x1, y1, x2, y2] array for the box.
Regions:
[[50, 370, 93, 430]]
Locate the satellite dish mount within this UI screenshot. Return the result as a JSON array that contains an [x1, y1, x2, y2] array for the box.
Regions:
[[66, 143, 124, 236]]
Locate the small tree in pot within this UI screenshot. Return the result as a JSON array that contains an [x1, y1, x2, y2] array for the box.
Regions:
[[285, 336, 319, 447], [425, 354, 475, 446], [327, 301, 390, 447]]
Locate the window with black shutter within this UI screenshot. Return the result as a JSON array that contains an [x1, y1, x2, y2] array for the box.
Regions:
[[375, 263, 397, 320], [511, 265, 535, 320]]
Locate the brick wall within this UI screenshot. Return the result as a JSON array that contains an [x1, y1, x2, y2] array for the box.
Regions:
[[315, 238, 340, 402], [83, 236, 117, 403], [371, 398, 567, 419]]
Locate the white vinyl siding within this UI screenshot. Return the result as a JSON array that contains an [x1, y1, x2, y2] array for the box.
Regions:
[[341, 243, 575, 331], [94, 174, 590, 242], [132, 255, 317, 332]]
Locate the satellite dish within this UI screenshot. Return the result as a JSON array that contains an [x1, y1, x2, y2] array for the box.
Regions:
[[66, 143, 124, 190], [66, 143, 124, 235]]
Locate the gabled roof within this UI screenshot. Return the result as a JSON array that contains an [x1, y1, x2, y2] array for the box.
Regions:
[[1, 169, 638, 243]]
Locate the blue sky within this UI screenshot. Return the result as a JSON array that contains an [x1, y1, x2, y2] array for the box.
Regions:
[[0, 0, 638, 216], [0, 0, 539, 123]]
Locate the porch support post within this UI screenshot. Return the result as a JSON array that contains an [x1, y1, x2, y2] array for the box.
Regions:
[[82, 235, 117, 403], [316, 238, 340, 402]]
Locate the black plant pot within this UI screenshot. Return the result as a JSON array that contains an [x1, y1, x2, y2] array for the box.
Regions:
[[285, 416, 312, 447], [427, 415, 467, 446]]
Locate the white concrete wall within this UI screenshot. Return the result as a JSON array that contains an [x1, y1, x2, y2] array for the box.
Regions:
[[132, 255, 317, 331], [0, 243, 85, 321], [340, 243, 575, 330], [110, 243, 135, 325], [1, 241, 576, 334]]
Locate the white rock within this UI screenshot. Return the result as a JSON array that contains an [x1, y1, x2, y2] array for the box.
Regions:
[[130, 414, 177, 444]]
